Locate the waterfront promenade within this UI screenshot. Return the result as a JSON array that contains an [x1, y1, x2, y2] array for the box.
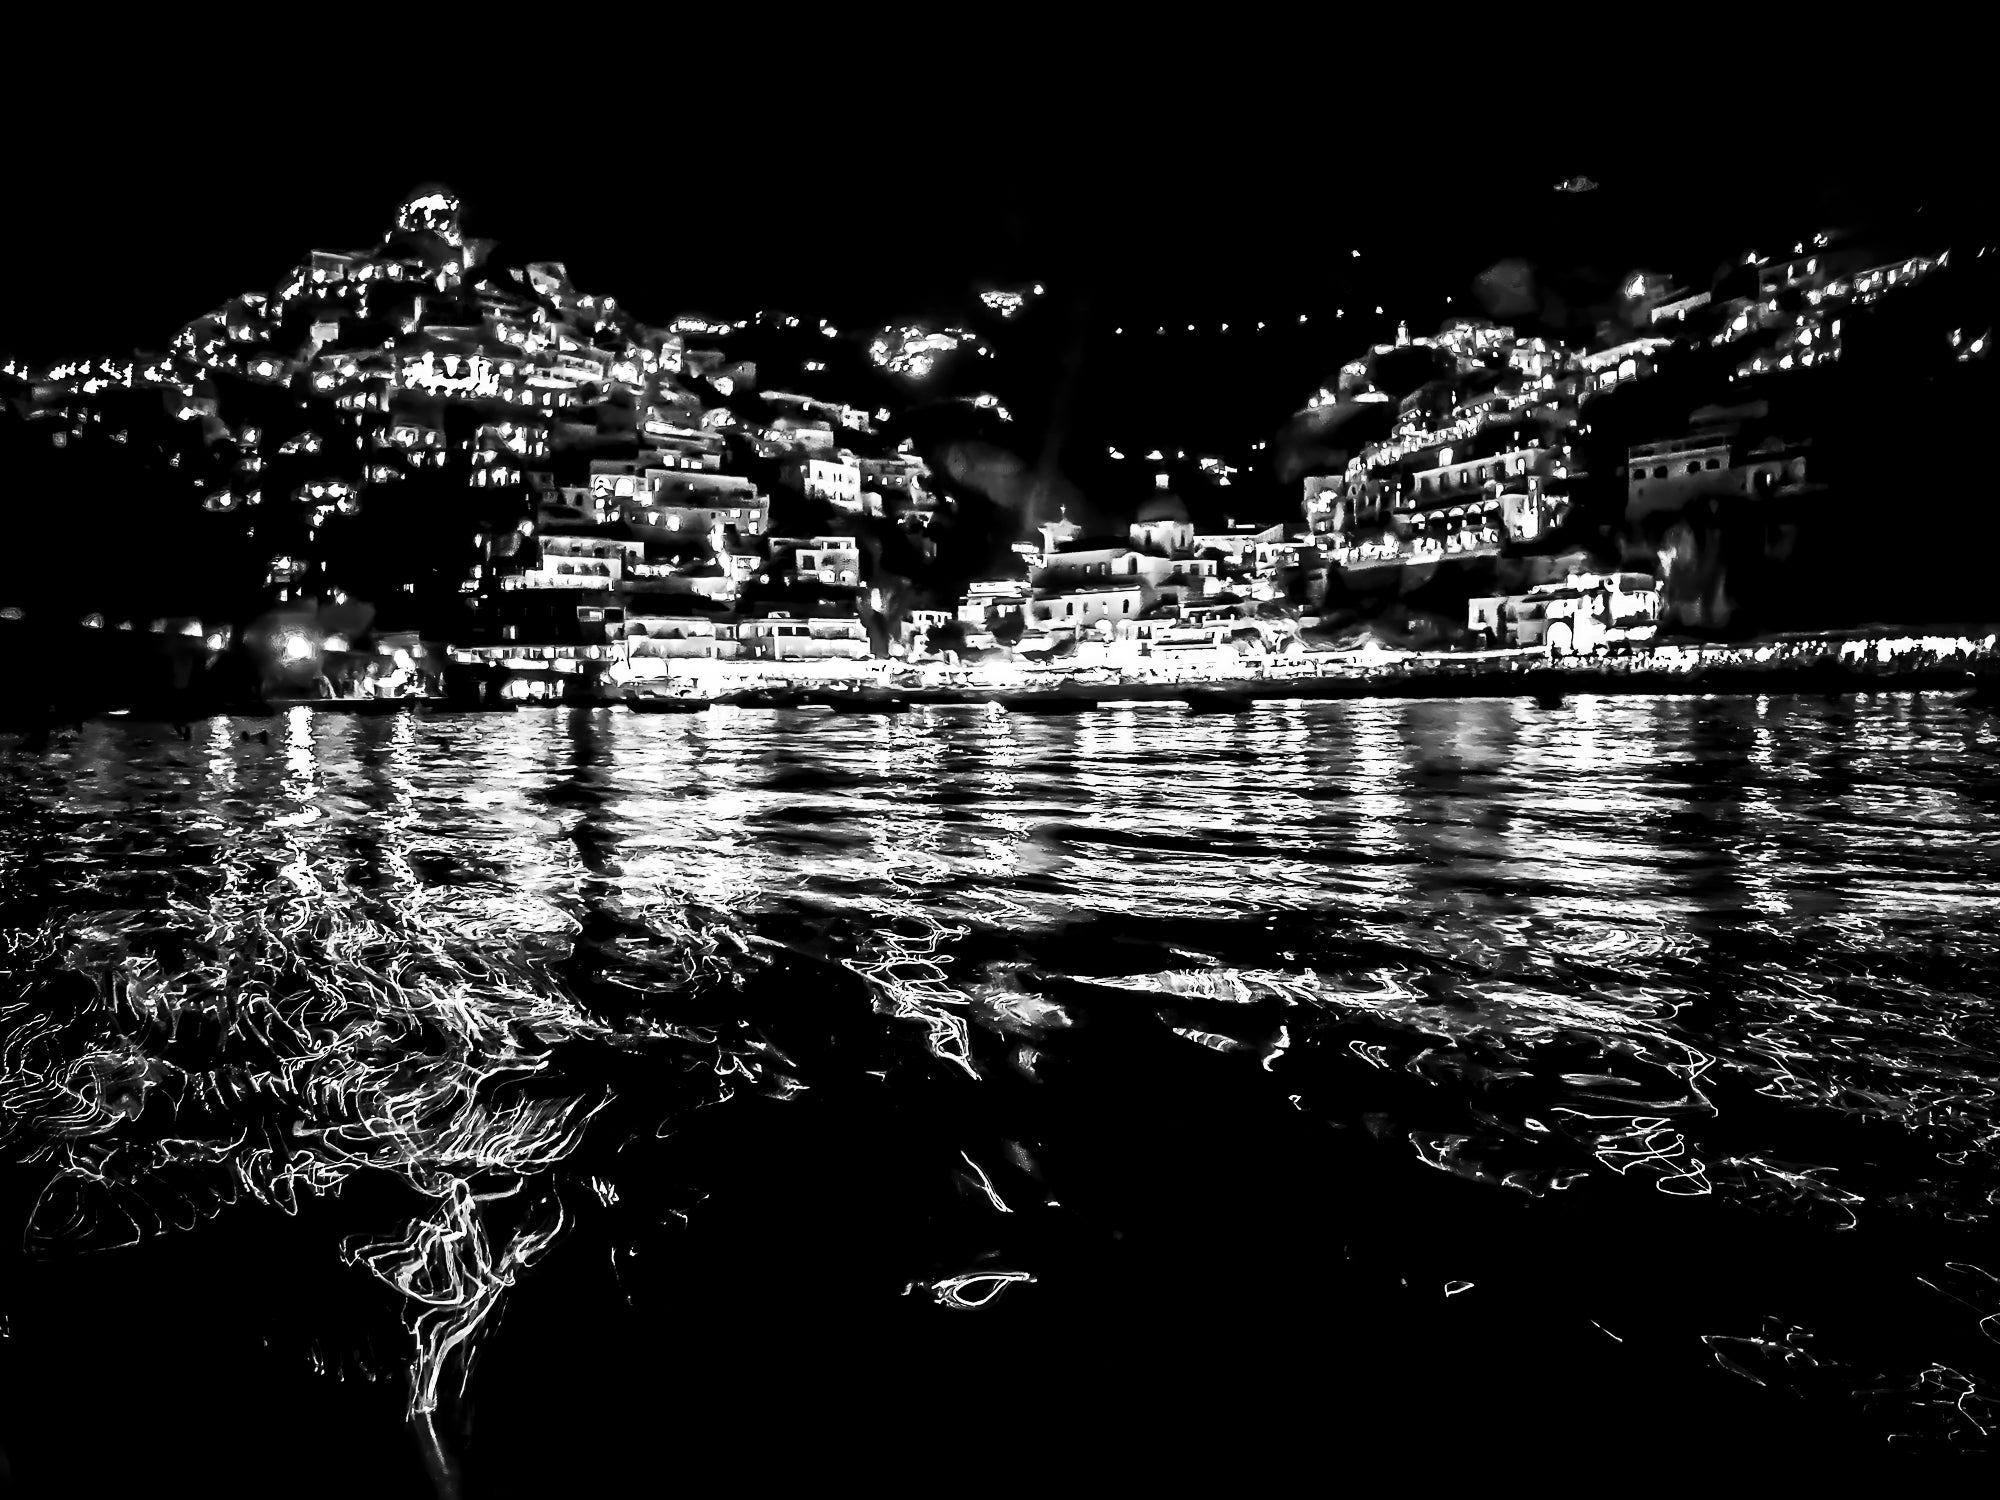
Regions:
[[5, 631, 1997, 730], [625, 630, 2000, 709]]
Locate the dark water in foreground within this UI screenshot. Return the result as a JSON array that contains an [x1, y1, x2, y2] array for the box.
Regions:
[[2, 696, 1997, 1491]]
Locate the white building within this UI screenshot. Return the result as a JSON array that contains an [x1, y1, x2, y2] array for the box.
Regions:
[[859, 453, 930, 496], [626, 615, 727, 662], [1470, 572, 1661, 653], [1627, 433, 1811, 520], [1121, 616, 1235, 654], [635, 419, 725, 469], [630, 470, 768, 535], [503, 534, 644, 590], [1029, 579, 1147, 632], [1036, 544, 1142, 584], [960, 579, 1029, 629], [785, 536, 864, 588], [782, 455, 864, 512], [728, 612, 870, 661], [1190, 523, 1287, 569]]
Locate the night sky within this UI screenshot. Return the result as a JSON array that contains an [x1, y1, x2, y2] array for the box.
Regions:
[[7, 129, 1979, 363]]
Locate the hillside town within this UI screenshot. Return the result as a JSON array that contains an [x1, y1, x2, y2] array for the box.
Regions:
[[1, 184, 1994, 710]]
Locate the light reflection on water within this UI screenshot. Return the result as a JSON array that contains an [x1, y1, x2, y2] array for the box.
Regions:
[[3, 694, 1999, 1481]]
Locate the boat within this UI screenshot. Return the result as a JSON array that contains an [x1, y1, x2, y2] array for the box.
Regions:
[[998, 693, 1100, 715], [1532, 689, 1566, 709], [626, 694, 711, 714], [1183, 688, 1254, 714]]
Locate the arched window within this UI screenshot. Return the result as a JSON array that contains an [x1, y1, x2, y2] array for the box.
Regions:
[[1686, 462, 1702, 475]]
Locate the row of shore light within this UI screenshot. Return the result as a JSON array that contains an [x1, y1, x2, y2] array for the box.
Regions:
[[1111, 309, 1404, 335]]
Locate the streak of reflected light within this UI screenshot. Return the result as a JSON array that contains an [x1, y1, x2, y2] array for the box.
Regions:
[[915, 1269, 1036, 1309], [1345, 703, 1409, 915], [958, 1150, 1013, 1212]]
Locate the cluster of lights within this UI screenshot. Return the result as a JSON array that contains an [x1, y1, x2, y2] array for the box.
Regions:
[[867, 325, 981, 381], [968, 393, 1014, 421], [1314, 227, 1969, 567], [35, 357, 137, 388]]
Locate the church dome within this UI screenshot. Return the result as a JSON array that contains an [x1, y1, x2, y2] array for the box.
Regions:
[[1136, 492, 1190, 524]]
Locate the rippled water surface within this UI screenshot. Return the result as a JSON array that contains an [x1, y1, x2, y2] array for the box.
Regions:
[[3, 696, 1998, 1490]]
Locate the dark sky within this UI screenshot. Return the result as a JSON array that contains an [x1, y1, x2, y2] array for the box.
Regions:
[[6, 90, 1983, 366]]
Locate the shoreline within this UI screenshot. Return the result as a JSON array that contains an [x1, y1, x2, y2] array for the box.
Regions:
[[4, 663, 1993, 730]]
